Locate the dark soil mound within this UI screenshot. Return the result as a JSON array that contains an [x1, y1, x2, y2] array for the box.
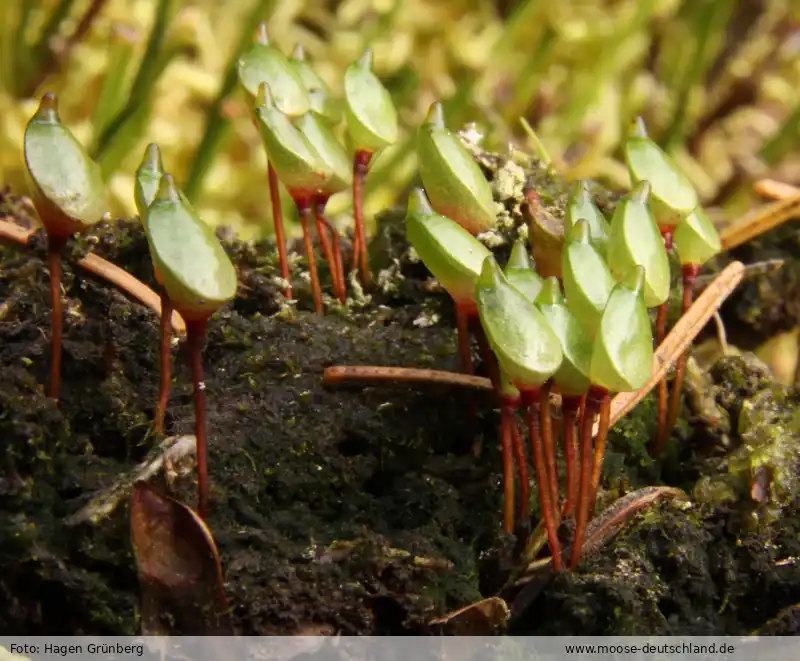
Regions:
[[1, 193, 799, 636]]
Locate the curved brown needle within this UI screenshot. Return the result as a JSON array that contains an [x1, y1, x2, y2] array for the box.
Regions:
[[0, 218, 185, 333]]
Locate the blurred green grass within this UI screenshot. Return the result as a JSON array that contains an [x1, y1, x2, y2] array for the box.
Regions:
[[0, 0, 798, 240]]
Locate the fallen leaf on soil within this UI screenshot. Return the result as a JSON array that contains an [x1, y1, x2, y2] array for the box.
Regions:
[[429, 596, 509, 634], [130, 481, 233, 635]]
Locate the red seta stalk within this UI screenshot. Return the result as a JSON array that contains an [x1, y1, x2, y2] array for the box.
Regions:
[[569, 385, 607, 568], [540, 381, 559, 514], [509, 407, 529, 523], [295, 197, 323, 314], [522, 389, 563, 570], [351, 150, 373, 285], [561, 395, 582, 517], [268, 163, 292, 300], [186, 318, 210, 520], [313, 196, 346, 303], [499, 400, 516, 534], [154, 286, 173, 433]]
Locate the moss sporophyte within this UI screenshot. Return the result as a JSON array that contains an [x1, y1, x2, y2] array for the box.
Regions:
[[23, 92, 108, 402], [9, 35, 754, 609], [135, 143, 170, 434], [237, 23, 310, 302], [344, 48, 398, 285], [624, 117, 698, 449], [144, 174, 236, 520]]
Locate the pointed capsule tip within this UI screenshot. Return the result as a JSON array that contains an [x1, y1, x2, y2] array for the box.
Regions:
[[255, 23, 269, 45], [256, 81, 274, 109], [569, 218, 591, 244], [140, 143, 163, 171], [33, 91, 60, 122], [356, 48, 374, 70], [408, 188, 434, 216], [424, 102, 445, 130], [629, 264, 646, 297], [630, 180, 651, 205], [291, 43, 305, 61], [632, 116, 648, 139], [154, 173, 180, 204], [478, 254, 504, 288], [538, 276, 563, 305], [507, 239, 532, 271]]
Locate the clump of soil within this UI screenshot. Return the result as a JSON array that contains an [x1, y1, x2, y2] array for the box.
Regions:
[[1, 156, 799, 636]]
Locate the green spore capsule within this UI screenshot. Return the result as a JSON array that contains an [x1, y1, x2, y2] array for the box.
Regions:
[[405, 188, 491, 311], [475, 255, 563, 390], [589, 265, 654, 393], [606, 180, 671, 308], [561, 219, 616, 338], [536, 277, 592, 397], [504, 239, 544, 304], [145, 174, 237, 320], [343, 49, 398, 153], [24, 92, 107, 239], [417, 102, 496, 234], [624, 117, 697, 231]]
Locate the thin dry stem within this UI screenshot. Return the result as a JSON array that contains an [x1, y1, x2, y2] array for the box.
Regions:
[[606, 261, 745, 433], [720, 195, 800, 250], [323, 365, 493, 391], [753, 178, 800, 201], [0, 219, 186, 334]]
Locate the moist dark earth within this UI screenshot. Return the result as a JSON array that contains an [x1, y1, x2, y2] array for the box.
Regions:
[[1, 183, 799, 637]]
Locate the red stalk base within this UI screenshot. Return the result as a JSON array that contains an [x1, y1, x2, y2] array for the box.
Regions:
[[561, 395, 582, 517], [313, 197, 346, 303], [569, 385, 607, 568], [295, 197, 323, 313], [522, 388, 563, 570], [186, 318, 210, 520], [268, 162, 292, 301], [154, 286, 173, 434]]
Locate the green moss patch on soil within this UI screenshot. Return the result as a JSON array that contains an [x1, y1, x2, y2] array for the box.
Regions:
[[1, 153, 799, 636]]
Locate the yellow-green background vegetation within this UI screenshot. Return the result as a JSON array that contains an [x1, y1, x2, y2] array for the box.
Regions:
[[0, 0, 798, 240]]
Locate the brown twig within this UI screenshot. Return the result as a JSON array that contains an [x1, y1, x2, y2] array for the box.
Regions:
[[720, 195, 800, 250], [323, 365, 493, 391], [754, 179, 800, 201], [607, 261, 745, 431], [0, 218, 186, 334]]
